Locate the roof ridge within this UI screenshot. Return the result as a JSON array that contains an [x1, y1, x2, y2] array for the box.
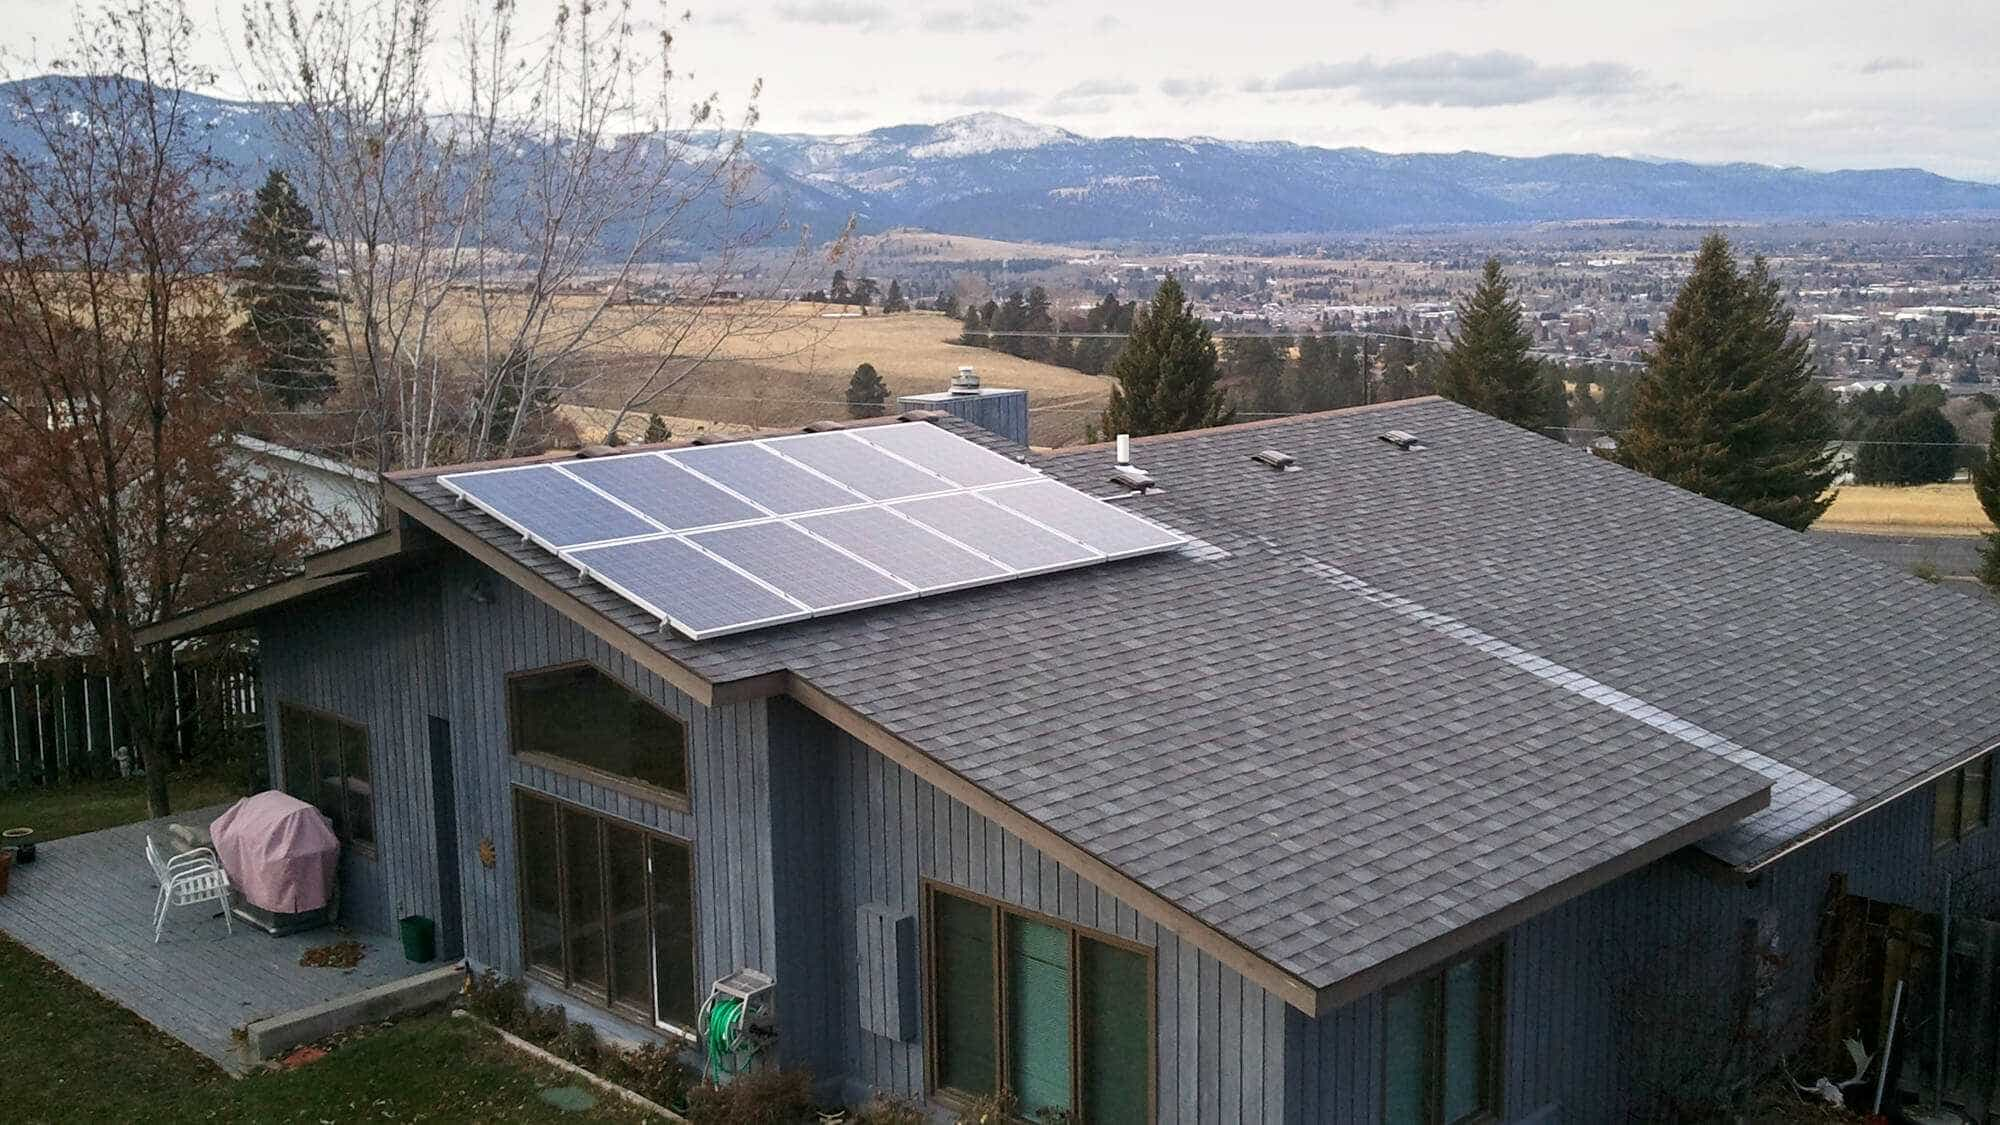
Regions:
[[1052, 395, 1444, 456]]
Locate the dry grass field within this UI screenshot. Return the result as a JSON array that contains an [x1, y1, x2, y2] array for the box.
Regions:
[[497, 299, 1112, 446], [1818, 482, 1997, 536]]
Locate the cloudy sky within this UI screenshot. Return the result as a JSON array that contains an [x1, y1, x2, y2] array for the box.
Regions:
[[16, 0, 2000, 181]]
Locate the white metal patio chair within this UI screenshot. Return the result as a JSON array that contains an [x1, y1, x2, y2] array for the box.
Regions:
[[145, 836, 234, 942]]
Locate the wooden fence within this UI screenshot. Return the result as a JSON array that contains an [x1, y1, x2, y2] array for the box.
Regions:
[[0, 650, 263, 789]]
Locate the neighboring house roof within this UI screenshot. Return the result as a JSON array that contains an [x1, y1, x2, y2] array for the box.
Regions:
[[150, 397, 2000, 1014]]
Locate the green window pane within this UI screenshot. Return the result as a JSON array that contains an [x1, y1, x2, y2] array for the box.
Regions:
[[1080, 937, 1149, 1125], [511, 666, 688, 795], [1962, 756, 1990, 834], [515, 793, 564, 976], [933, 893, 998, 1095], [1007, 915, 1073, 1116], [1441, 956, 1491, 1123], [649, 837, 697, 1029], [604, 823, 651, 1015], [561, 808, 607, 995], [1384, 982, 1432, 1125]]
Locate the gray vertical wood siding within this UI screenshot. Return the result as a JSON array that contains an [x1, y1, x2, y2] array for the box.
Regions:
[[258, 575, 448, 935], [765, 699, 1294, 1120]]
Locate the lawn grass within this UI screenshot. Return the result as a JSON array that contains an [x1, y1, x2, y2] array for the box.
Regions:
[[0, 771, 246, 843], [0, 932, 651, 1124]]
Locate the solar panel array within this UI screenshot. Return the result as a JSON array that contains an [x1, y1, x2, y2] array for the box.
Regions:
[[438, 423, 1186, 639]]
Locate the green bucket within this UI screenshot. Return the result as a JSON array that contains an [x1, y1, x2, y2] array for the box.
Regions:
[[398, 915, 437, 963]]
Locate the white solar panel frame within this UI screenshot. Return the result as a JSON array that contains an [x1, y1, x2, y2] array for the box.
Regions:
[[438, 423, 1188, 640]]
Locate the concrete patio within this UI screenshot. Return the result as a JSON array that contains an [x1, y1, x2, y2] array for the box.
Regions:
[[0, 803, 429, 1073]]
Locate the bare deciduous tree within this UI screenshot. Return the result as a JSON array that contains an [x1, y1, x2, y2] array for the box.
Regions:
[[0, 0, 315, 816], [238, 0, 828, 480]]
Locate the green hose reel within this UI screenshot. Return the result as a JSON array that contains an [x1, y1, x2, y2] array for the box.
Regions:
[[699, 968, 775, 1081]]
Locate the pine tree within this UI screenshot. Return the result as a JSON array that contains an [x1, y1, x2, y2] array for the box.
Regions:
[[1437, 258, 1561, 435], [882, 279, 907, 313], [848, 362, 890, 419], [959, 305, 984, 347], [1288, 333, 1339, 413], [1022, 286, 1055, 361], [644, 414, 670, 443], [1854, 403, 1957, 484], [233, 169, 336, 407], [1224, 335, 1287, 416], [996, 291, 1029, 357], [938, 291, 961, 318], [1973, 407, 2000, 589], [1097, 277, 1233, 437], [1612, 235, 1838, 531], [829, 269, 850, 304]]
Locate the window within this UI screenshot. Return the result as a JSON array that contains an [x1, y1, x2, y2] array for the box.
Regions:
[[514, 790, 697, 1030], [926, 884, 1152, 1124], [509, 664, 688, 802], [1383, 946, 1504, 1125], [1933, 751, 1993, 848], [278, 703, 374, 851]]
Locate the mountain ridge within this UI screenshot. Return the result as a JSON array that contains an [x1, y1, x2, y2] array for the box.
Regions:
[[5, 78, 1997, 245]]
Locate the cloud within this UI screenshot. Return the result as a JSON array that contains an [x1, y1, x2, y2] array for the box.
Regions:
[[1251, 50, 1642, 107], [773, 1, 894, 31], [919, 5, 1027, 32], [1057, 79, 1137, 99], [921, 86, 1035, 108], [1092, 15, 1122, 32], [1859, 56, 1920, 75], [1160, 77, 1219, 100]]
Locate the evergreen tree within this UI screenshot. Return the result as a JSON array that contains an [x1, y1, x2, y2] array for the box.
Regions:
[[1437, 258, 1561, 434], [881, 279, 907, 313], [995, 291, 1029, 357], [938, 291, 961, 318], [1225, 335, 1288, 416], [1022, 286, 1055, 361], [1288, 332, 1340, 413], [233, 169, 336, 407], [1854, 403, 1958, 484], [1333, 336, 1368, 407], [1612, 235, 1839, 531], [959, 305, 984, 346], [1973, 407, 2000, 590], [644, 414, 670, 443], [847, 362, 890, 419], [829, 269, 850, 304], [1097, 276, 1232, 437]]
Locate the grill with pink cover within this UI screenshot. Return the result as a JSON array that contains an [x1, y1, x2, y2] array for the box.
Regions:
[[210, 791, 340, 914]]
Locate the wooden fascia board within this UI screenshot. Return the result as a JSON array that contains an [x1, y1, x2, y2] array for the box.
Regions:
[[782, 670, 1325, 1016], [135, 573, 362, 646], [1310, 784, 1773, 1012], [385, 483, 723, 707]]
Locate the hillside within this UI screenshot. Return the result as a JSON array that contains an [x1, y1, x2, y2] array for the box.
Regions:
[[5, 79, 1999, 245]]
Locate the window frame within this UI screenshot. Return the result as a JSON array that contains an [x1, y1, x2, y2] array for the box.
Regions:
[[276, 701, 376, 858], [1379, 942, 1507, 1125], [1932, 750, 1994, 851], [505, 661, 692, 812], [511, 787, 701, 1040], [920, 878, 1157, 1123]]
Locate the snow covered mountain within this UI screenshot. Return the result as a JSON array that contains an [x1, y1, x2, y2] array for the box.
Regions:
[[7, 78, 1998, 247]]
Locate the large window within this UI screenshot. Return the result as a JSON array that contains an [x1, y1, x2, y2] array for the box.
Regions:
[[926, 884, 1152, 1123], [1933, 751, 1992, 849], [278, 703, 373, 851], [509, 664, 688, 802], [1383, 946, 1504, 1125], [515, 791, 697, 1030]]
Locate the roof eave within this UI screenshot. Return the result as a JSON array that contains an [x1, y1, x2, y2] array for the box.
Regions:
[[134, 524, 412, 646]]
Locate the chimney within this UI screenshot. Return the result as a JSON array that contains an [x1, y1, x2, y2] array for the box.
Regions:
[[896, 366, 1030, 449]]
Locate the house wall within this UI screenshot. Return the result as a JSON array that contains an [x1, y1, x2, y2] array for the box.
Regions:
[[258, 573, 448, 935], [765, 699, 1295, 1120], [1292, 776, 2000, 1124]]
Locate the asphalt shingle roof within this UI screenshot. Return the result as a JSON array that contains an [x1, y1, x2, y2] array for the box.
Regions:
[[393, 397, 2000, 996]]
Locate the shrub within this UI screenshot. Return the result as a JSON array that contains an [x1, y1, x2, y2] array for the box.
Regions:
[[683, 1067, 817, 1124], [954, 1090, 1019, 1125], [561, 1020, 602, 1069], [600, 1041, 696, 1111], [852, 1093, 927, 1125], [464, 970, 526, 1029]]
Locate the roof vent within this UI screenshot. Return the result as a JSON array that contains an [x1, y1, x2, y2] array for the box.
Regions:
[[801, 419, 846, 433], [1251, 449, 1298, 471], [689, 432, 725, 446], [1378, 429, 1425, 451], [1110, 433, 1155, 491], [575, 444, 620, 459], [949, 365, 981, 395]]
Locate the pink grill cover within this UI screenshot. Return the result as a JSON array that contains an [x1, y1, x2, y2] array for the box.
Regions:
[[210, 791, 340, 914]]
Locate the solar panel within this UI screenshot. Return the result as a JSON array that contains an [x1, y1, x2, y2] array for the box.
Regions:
[[667, 443, 862, 514], [437, 421, 1188, 640], [690, 521, 912, 611], [982, 480, 1188, 557], [445, 465, 660, 548], [851, 422, 1041, 487], [762, 432, 953, 501], [893, 492, 1102, 573], [796, 505, 1010, 590], [570, 537, 805, 637], [562, 454, 765, 530]]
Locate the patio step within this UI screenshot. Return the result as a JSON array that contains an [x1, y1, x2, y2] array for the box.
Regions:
[[242, 962, 467, 1065]]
